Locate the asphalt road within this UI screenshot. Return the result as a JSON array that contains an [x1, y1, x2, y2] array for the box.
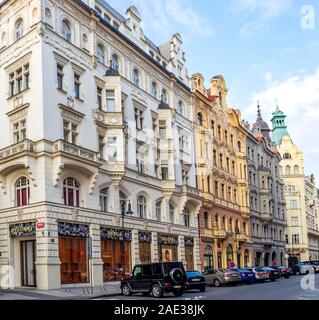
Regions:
[[101, 273, 319, 300]]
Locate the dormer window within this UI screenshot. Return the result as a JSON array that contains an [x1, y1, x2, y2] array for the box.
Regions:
[[15, 18, 24, 41], [62, 19, 71, 42]]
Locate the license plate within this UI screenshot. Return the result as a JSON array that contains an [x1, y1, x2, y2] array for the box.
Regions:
[[174, 285, 181, 289], [248, 274, 253, 277], [192, 279, 200, 282], [274, 272, 278, 275]]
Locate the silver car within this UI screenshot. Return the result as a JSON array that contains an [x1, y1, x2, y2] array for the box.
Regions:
[[203, 268, 241, 287], [246, 267, 270, 281]]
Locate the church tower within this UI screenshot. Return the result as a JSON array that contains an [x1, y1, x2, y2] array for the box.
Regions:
[[271, 104, 290, 145]]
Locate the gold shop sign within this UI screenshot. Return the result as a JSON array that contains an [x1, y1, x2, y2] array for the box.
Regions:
[[9, 222, 36, 238]]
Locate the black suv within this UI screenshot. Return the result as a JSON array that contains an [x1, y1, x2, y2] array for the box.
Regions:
[[121, 262, 187, 298]]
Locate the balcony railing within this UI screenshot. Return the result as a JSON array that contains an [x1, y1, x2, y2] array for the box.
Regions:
[[92, 108, 123, 127], [213, 229, 227, 239], [54, 140, 98, 162], [0, 139, 34, 161], [181, 184, 200, 197], [236, 233, 248, 242]]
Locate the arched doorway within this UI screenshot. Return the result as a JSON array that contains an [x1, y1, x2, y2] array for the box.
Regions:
[[204, 245, 213, 270], [272, 252, 277, 265], [244, 249, 250, 268], [226, 244, 233, 266]]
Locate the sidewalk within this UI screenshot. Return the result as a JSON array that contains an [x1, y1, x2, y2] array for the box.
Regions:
[[0, 282, 122, 300]]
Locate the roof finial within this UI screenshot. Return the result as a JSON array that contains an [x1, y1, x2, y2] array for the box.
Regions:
[[275, 99, 280, 112], [257, 101, 262, 120]]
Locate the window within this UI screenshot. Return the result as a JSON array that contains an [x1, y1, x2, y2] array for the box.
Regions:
[[204, 212, 209, 229], [16, 177, 30, 207], [230, 134, 234, 146], [218, 126, 221, 140], [97, 87, 103, 109], [283, 153, 292, 159], [13, 119, 26, 143], [169, 204, 175, 224], [161, 162, 169, 180], [178, 101, 184, 115], [100, 188, 108, 212], [292, 234, 300, 245], [111, 54, 119, 71], [62, 19, 71, 42], [159, 120, 167, 139], [136, 150, 145, 173], [294, 165, 299, 175], [135, 108, 144, 130], [182, 169, 189, 185], [291, 217, 299, 226], [57, 63, 64, 91], [184, 208, 190, 227], [238, 141, 242, 152], [161, 89, 167, 103], [63, 177, 80, 207], [285, 166, 291, 175], [63, 120, 78, 144], [97, 44, 105, 63], [151, 82, 158, 98], [9, 63, 29, 96], [197, 113, 203, 126], [107, 137, 117, 161], [290, 200, 298, 209], [106, 90, 115, 112], [15, 18, 24, 41], [156, 201, 161, 221], [74, 73, 81, 99], [113, 21, 119, 29], [133, 69, 139, 86], [137, 196, 146, 218], [98, 135, 105, 159]]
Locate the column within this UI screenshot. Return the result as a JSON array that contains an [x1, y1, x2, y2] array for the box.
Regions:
[[179, 236, 186, 266], [131, 229, 140, 267], [108, 183, 120, 214], [90, 224, 103, 287], [193, 236, 201, 271], [213, 239, 218, 269], [152, 232, 159, 262]]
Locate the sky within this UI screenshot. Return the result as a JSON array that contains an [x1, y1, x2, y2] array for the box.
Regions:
[[105, 0, 319, 182]]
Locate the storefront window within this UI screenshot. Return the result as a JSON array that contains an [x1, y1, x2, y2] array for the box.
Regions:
[[158, 234, 179, 262], [204, 245, 213, 270], [139, 232, 152, 264]]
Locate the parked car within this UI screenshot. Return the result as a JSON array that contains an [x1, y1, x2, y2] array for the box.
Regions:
[[232, 268, 257, 284], [203, 268, 241, 287], [185, 271, 206, 292], [121, 262, 187, 298], [271, 266, 291, 279], [246, 267, 270, 282], [301, 261, 319, 273], [263, 267, 281, 281], [292, 263, 314, 275]]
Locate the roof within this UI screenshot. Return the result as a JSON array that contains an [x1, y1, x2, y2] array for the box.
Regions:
[[97, 0, 126, 22], [158, 102, 171, 110]]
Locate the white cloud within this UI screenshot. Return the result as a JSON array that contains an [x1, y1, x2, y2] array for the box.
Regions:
[[229, 0, 292, 37], [242, 68, 319, 179]]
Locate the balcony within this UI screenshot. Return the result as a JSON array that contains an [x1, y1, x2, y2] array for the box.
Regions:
[[53, 140, 98, 163], [0, 139, 35, 162], [103, 161, 125, 173], [181, 184, 200, 197], [161, 180, 176, 192], [213, 229, 227, 239], [260, 212, 273, 223], [236, 233, 248, 242], [92, 109, 123, 127], [262, 237, 274, 246]]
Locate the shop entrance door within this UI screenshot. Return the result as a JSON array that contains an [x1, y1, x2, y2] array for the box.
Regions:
[[20, 240, 36, 287]]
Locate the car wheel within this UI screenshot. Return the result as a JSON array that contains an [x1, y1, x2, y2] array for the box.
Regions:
[[122, 284, 132, 296], [173, 289, 184, 297], [214, 279, 222, 287], [200, 286, 206, 292], [151, 284, 163, 298]]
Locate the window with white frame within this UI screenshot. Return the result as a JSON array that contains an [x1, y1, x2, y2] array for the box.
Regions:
[[111, 54, 119, 71], [57, 63, 64, 91], [63, 120, 79, 144], [137, 195, 146, 218], [156, 201, 162, 221], [135, 108, 144, 130], [74, 72, 81, 99], [182, 168, 189, 185], [136, 148, 145, 173], [161, 89, 167, 103], [16, 176, 30, 207], [107, 137, 117, 161], [161, 161, 169, 180], [106, 90, 115, 112], [152, 82, 158, 98], [97, 86, 103, 109], [133, 69, 140, 86], [159, 120, 167, 139], [99, 188, 108, 212], [9, 63, 29, 97], [63, 177, 80, 207], [290, 200, 298, 209], [13, 119, 26, 143], [291, 217, 299, 226], [292, 234, 300, 245], [97, 44, 105, 63], [15, 18, 24, 41], [62, 19, 71, 42], [184, 208, 191, 227]]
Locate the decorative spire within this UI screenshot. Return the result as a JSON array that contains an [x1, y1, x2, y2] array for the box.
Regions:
[[275, 99, 281, 112], [257, 101, 263, 121]]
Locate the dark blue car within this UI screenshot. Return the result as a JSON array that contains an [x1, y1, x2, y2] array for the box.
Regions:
[[232, 268, 256, 283]]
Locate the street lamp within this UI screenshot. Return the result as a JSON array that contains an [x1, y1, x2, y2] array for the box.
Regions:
[[120, 199, 133, 280]]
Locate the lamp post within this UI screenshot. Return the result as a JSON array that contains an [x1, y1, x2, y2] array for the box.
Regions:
[[120, 200, 133, 280]]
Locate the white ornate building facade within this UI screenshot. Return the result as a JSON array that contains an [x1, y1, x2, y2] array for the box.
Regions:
[[0, 0, 201, 290]]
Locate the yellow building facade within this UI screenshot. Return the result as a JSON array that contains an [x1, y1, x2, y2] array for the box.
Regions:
[[192, 74, 252, 270]]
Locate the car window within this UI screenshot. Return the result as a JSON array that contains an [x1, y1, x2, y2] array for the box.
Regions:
[[133, 266, 142, 277], [152, 264, 162, 276], [142, 265, 152, 277], [187, 271, 201, 277], [255, 267, 264, 271]]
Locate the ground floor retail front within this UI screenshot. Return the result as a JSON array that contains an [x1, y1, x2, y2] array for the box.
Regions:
[[252, 243, 286, 267], [0, 212, 200, 290]]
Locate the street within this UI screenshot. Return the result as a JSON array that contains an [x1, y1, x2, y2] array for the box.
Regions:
[[101, 274, 319, 301]]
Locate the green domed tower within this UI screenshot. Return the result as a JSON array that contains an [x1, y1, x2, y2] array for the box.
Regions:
[[271, 104, 290, 145]]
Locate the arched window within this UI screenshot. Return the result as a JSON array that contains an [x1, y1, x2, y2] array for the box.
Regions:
[[184, 208, 191, 227], [97, 44, 105, 63], [197, 113, 203, 126], [133, 69, 139, 86], [16, 177, 30, 207], [283, 153, 292, 159], [285, 165, 291, 176], [204, 212, 209, 229], [294, 165, 299, 175], [63, 177, 80, 207], [15, 18, 24, 41], [161, 89, 167, 103], [111, 54, 119, 71], [62, 19, 71, 42], [99, 188, 108, 212], [137, 195, 146, 218], [151, 82, 158, 98], [155, 201, 162, 221], [169, 204, 175, 224]]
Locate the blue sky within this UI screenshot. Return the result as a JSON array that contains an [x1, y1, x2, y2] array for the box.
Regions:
[[106, 0, 319, 182]]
